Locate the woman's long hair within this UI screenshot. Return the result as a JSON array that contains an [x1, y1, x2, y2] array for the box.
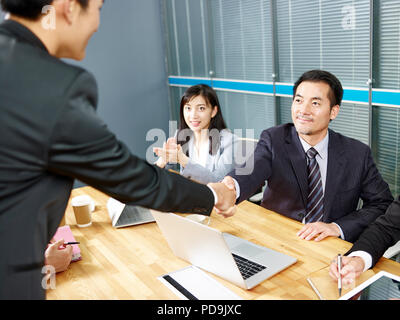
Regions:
[[177, 84, 227, 156]]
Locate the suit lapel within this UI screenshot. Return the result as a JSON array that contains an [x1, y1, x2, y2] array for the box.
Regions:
[[284, 125, 309, 208], [323, 130, 346, 221]]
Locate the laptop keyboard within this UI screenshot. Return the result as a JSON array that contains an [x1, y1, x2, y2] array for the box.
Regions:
[[232, 253, 267, 279]]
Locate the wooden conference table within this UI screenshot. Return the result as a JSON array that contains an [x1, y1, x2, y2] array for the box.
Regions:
[[47, 186, 400, 300]]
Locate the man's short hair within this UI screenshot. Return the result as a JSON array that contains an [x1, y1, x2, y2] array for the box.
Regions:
[[293, 70, 344, 108], [1, 0, 89, 20]]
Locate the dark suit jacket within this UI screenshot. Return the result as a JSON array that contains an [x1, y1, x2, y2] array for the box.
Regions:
[[0, 21, 214, 299], [348, 196, 400, 267], [229, 123, 393, 243]]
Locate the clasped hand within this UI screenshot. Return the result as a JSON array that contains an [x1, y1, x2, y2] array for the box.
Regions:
[[208, 176, 237, 218]]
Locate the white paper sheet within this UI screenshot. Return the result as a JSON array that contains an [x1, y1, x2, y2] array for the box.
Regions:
[[158, 266, 243, 300]]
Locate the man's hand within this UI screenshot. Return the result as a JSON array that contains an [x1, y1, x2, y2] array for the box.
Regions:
[[221, 176, 236, 192], [297, 222, 340, 241], [208, 181, 236, 218], [44, 239, 73, 273], [329, 255, 365, 285]]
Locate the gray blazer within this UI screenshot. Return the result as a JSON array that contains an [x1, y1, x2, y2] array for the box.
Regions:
[[168, 129, 239, 184]]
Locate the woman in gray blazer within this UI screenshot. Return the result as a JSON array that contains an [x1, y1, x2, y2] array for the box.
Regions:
[[155, 84, 239, 184]]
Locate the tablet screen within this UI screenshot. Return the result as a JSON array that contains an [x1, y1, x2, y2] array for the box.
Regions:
[[349, 274, 400, 300]]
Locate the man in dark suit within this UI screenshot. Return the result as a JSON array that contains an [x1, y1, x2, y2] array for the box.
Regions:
[[0, 0, 234, 299], [329, 196, 400, 285], [220, 69, 393, 243]]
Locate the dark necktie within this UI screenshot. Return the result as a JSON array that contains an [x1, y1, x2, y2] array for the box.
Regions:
[[305, 147, 324, 223]]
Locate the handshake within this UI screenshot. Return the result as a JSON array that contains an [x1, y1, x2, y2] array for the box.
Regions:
[[208, 176, 238, 218]]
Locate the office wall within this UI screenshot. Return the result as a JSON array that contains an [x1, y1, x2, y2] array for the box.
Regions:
[[162, 0, 400, 197], [69, 1, 170, 187], [1, 3, 169, 160], [72, 1, 169, 159]]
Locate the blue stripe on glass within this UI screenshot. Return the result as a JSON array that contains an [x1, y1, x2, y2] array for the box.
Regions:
[[169, 77, 212, 87], [275, 84, 294, 96], [373, 90, 400, 106], [343, 89, 369, 104], [212, 80, 274, 94], [168, 77, 400, 107]]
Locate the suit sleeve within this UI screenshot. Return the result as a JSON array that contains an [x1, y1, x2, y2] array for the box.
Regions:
[[47, 71, 214, 215], [347, 196, 400, 267], [334, 147, 394, 242], [228, 130, 272, 203]]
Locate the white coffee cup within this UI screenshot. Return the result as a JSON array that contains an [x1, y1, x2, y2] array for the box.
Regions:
[[186, 214, 211, 225]]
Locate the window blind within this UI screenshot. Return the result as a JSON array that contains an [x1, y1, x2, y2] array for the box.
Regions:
[[373, 0, 400, 196], [163, 0, 209, 77], [374, 0, 400, 89], [218, 91, 275, 137], [211, 0, 273, 81], [374, 107, 400, 196], [275, 0, 371, 87]]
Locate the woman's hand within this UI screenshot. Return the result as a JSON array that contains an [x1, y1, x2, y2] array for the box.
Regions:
[[153, 141, 168, 168], [154, 138, 189, 167]]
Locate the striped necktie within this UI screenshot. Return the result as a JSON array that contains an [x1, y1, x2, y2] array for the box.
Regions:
[[304, 147, 324, 223]]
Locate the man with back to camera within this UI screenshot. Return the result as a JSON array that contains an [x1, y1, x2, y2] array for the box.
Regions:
[[218, 69, 393, 243], [0, 0, 235, 299]]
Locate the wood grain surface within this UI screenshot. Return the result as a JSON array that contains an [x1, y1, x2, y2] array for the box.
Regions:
[[46, 186, 400, 300]]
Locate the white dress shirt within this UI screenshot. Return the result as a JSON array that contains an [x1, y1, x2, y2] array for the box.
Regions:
[[191, 139, 209, 168], [348, 251, 372, 271]]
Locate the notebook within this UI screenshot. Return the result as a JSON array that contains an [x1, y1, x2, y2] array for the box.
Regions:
[[158, 266, 242, 300], [53, 225, 82, 262], [307, 266, 376, 300]]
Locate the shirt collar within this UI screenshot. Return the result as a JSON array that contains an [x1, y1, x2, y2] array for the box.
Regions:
[[0, 19, 48, 53], [298, 131, 329, 160]]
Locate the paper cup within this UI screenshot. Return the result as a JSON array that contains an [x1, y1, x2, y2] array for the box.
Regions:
[[71, 195, 93, 227]]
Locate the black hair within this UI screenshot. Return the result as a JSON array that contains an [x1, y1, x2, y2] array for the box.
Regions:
[[177, 84, 227, 156], [0, 0, 89, 20], [293, 69, 343, 108]]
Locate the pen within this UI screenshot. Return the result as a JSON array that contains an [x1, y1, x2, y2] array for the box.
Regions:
[[337, 254, 342, 297], [64, 242, 80, 245], [307, 278, 324, 300]]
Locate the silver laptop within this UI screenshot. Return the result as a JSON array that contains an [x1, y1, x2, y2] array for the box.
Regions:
[[107, 198, 155, 228], [151, 211, 297, 290]]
